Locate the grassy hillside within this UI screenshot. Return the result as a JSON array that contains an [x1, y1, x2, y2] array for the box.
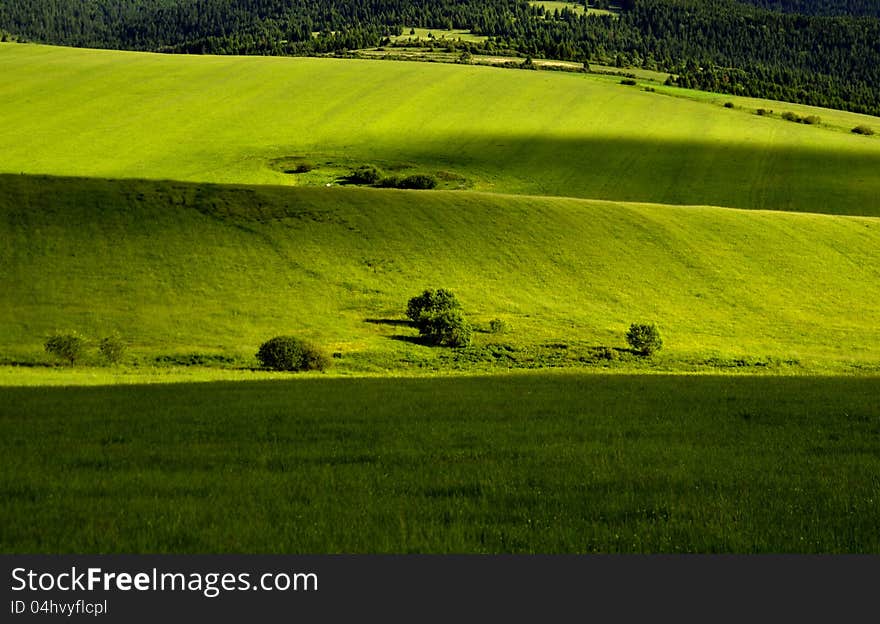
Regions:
[[2, 174, 879, 372], [1, 43, 879, 216]]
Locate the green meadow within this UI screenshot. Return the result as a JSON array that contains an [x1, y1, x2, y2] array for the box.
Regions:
[[2, 175, 879, 373], [1, 43, 879, 552], [1, 44, 879, 215], [2, 374, 878, 553]]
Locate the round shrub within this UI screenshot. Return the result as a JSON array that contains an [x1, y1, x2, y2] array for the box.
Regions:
[[626, 323, 663, 356], [406, 289, 461, 325], [349, 165, 382, 185], [852, 125, 874, 136], [44, 331, 86, 365], [99, 333, 127, 365], [723, 101, 734, 108], [620, 78, 637, 86], [256, 336, 329, 371], [420, 309, 473, 347]]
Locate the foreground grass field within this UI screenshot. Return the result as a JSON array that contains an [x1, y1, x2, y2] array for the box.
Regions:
[[1, 43, 879, 216], [2, 174, 879, 372], [1, 374, 878, 553]]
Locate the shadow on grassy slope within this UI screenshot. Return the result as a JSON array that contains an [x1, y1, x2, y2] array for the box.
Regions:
[[360, 134, 880, 216]]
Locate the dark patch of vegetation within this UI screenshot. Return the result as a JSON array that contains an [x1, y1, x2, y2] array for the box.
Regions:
[[44, 332, 85, 365], [256, 336, 329, 372], [756, 108, 773, 116], [724, 101, 735, 108], [620, 78, 638, 86], [284, 162, 313, 174], [781, 111, 820, 124], [395, 174, 437, 190], [852, 125, 875, 136], [154, 353, 239, 367], [347, 165, 382, 185], [626, 323, 663, 356], [98, 333, 126, 365], [488, 318, 510, 334]]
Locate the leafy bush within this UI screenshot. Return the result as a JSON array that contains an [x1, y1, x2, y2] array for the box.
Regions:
[[755, 108, 772, 116], [378, 175, 401, 188], [256, 336, 329, 371], [723, 101, 734, 108], [44, 332, 86, 365], [397, 174, 437, 190], [406, 288, 461, 324], [420, 309, 473, 347], [590, 346, 617, 361], [99, 333, 126, 365], [625, 323, 663, 356], [781, 111, 820, 125], [406, 289, 472, 347], [488, 318, 510, 334], [852, 125, 875, 136], [620, 78, 637, 86], [349, 165, 382, 185]]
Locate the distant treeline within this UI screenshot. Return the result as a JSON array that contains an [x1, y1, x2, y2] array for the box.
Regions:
[[734, 0, 880, 18], [2, 0, 879, 116]]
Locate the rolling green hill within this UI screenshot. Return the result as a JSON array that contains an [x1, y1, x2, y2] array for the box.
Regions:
[[2, 174, 879, 372], [1, 43, 879, 216]]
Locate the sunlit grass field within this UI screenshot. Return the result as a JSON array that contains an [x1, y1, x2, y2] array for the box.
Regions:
[[2, 175, 879, 372], [1, 43, 879, 215]]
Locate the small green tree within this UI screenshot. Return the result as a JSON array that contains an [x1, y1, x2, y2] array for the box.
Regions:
[[626, 323, 663, 356], [99, 333, 127, 365], [406, 289, 472, 347], [406, 289, 461, 324], [44, 332, 86, 365], [420, 309, 473, 347], [256, 336, 329, 371]]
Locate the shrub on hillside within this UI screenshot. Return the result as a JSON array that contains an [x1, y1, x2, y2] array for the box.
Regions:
[[755, 108, 773, 116], [724, 101, 734, 108], [349, 165, 382, 185], [397, 174, 437, 190], [406, 289, 461, 324], [420, 309, 473, 347], [44, 331, 86, 365], [620, 78, 637, 86], [781, 111, 820, 125], [99, 333, 126, 365], [488, 318, 510, 334], [256, 336, 329, 371], [852, 125, 874, 136], [406, 289, 472, 347], [625, 323, 663, 356]]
